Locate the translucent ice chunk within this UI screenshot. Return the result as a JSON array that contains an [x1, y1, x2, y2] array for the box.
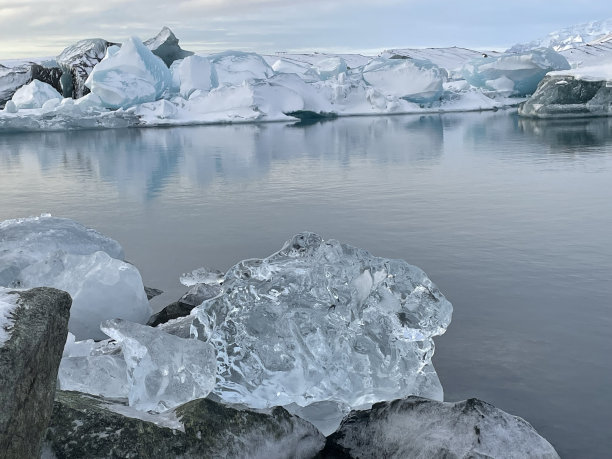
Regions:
[[19, 250, 151, 340], [86, 36, 172, 109], [193, 232, 452, 411], [101, 319, 217, 411], [58, 354, 129, 398], [180, 267, 224, 287], [11, 80, 62, 109], [0, 215, 151, 340]]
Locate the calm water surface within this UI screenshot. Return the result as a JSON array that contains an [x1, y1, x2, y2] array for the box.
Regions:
[[1, 112, 611, 458]]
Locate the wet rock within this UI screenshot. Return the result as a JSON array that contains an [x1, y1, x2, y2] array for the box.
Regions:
[[44, 391, 325, 458], [321, 396, 560, 459], [147, 283, 221, 327], [144, 286, 163, 300], [0, 287, 72, 458]]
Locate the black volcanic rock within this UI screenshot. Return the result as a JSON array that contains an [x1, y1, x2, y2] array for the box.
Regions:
[[57, 38, 116, 98], [144, 26, 194, 67], [519, 74, 612, 118], [44, 391, 324, 458], [0, 287, 72, 458], [147, 283, 221, 327]]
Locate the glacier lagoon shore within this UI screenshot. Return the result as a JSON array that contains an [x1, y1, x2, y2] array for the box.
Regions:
[[1, 215, 560, 458], [1, 27, 564, 131]]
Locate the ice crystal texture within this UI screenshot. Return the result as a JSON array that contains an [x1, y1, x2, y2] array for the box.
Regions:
[[193, 232, 452, 410], [101, 319, 217, 411]]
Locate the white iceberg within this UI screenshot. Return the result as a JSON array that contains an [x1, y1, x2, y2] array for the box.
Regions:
[[361, 57, 445, 103], [462, 48, 570, 96], [86, 36, 172, 109], [10, 80, 62, 109], [209, 51, 275, 86], [100, 319, 217, 412], [0, 215, 151, 340], [192, 232, 452, 411], [170, 55, 217, 98], [313, 57, 348, 80]]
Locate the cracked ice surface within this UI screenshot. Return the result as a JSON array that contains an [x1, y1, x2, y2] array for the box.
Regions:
[[192, 232, 452, 411], [100, 319, 217, 412]]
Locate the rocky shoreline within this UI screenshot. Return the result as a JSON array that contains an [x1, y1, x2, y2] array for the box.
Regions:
[[0, 215, 561, 458]]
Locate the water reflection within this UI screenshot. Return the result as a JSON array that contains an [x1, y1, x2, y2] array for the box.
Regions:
[[0, 115, 450, 201], [0, 112, 611, 457], [518, 116, 612, 149]]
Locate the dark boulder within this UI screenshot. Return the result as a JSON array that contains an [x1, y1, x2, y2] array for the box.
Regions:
[[144, 26, 194, 67], [45, 391, 325, 458], [321, 396, 560, 459], [147, 283, 221, 327], [0, 287, 72, 459], [519, 74, 612, 118]]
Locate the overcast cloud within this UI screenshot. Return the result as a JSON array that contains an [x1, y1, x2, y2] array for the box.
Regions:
[[1, 0, 611, 58]]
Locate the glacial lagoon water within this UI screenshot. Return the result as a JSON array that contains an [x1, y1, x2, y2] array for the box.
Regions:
[[1, 111, 611, 457]]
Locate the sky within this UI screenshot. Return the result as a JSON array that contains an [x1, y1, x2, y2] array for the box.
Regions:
[[0, 0, 611, 58]]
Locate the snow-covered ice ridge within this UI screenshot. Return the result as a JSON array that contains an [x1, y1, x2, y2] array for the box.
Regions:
[[509, 18, 612, 53], [0, 28, 573, 131]]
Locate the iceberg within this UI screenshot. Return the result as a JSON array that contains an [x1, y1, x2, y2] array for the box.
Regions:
[[10, 80, 62, 109], [57, 38, 114, 98], [0, 215, 151, 340], [100, 319, 217, 411], [85, 36, 172, 109], [171, 55, 217, 98], [192, 232, 452, 411], [361, 57, 445, 103], [0, 64, 31, 107], [519, 64, 612, 118], [313, 57, 348, 80], [209, 51, 275, 86], [462, 48, 570, 97]]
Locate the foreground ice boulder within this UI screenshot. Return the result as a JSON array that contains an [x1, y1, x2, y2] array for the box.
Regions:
[[462, 48, 570, 96], [193, 232, 452, 412], [0, 215, 151, 340], [321, 397, 560, 458], [99, 319, 216, 411], [0, 287, 72, 458], [45, 391, 325, 459], [86, 36, 172, 109], [362, 57, 445, 103], [10, 79, 62, 109], [519, 65, 612, 118]]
